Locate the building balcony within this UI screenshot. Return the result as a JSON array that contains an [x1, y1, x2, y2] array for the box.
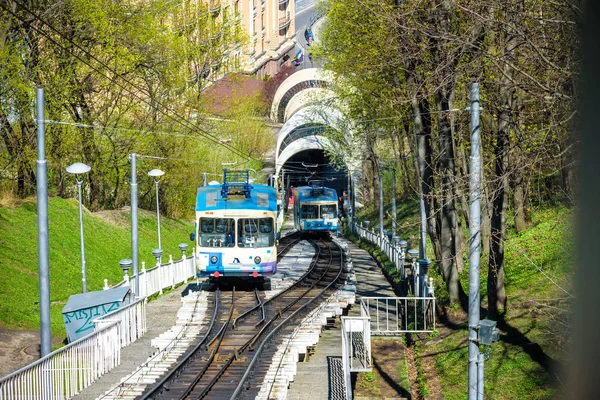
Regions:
[[278, 15, 291, 30]]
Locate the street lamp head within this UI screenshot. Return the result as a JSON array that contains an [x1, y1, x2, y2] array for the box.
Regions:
[[66, 162, 91, 175], [152, 248, 163, 259], [119, 259, 133, 274], [408, 249, 419, 261], [179, 243, 188, 257], [148, 169, 165, 180]]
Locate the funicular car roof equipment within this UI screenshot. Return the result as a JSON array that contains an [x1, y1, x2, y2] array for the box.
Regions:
[[220, 168, 253, 199], [309, 180, 325, 196]]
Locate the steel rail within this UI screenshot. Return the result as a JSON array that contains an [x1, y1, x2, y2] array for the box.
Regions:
[[140, 290, 220, 400], [231, 239, 345, 399], [233, 239, 321, 327], [246, 239, 333, 351], [182, 289, 236, 399], [192, 238, 339, 398]]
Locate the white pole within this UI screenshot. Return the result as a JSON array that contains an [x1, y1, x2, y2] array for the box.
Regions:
[[36, 87, 51, 356], [468, 82, 482, 399], [76, 178, 87, 293]]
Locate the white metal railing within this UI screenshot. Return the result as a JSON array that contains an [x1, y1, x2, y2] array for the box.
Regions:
[[342, 296, 436, 400], [351, 223, 407, 280], [0, 252, 197, 397], [361, 296, 436, 334], [93, 297, 147, 348], [0, 322, 120, 399], [106, 254, 196, 299], [341, 315, 371, 400]]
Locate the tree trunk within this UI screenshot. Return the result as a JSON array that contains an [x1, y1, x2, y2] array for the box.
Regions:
[[435, 87, 467, 303], [513, 170, 530, 233], [488, 22, 517, 315]]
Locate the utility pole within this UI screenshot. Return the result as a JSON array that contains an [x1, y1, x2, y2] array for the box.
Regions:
[[130, 153, 139, 298], [468, 82, 482, 399], [347, 171, 351, 233], [351, 173, 356, 231], [419, 196, 426, 259], [281, 169, 285, 208], [379, 173, 384, 240], [36, 88, 51, 357], [391, 168, 397, 236]]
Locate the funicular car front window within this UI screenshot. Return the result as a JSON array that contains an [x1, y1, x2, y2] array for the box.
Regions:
[[321, 205, 336, 219], [199, 217, 235, 247], [237, 218, 274, 247], [301, 204, 317, 219]]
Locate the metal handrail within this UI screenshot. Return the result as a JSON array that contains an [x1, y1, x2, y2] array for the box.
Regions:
[[0, 321, 120, 398]]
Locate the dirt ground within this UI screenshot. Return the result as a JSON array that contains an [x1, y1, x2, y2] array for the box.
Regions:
[[0, 328, 44, 378], [354, 339, 412, 399]]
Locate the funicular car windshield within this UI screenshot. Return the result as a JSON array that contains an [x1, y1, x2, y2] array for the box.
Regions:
[[199, 217, 235, 247], [320, 204, 336, 219], [237, 218, 274, 247], [301, 204, 318, 219]]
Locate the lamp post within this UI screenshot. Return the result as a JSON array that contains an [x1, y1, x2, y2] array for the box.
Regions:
[[408, 249, 419, 295], [179, 243, 188, 259], [119, 259, 132, 292], [148, 169, 165, 262], [66, 162, 91, 293], [119, 259, 132, 277]]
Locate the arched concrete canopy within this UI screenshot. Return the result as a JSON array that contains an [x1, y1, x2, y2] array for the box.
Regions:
[[284, 88, 332, 122], [272, 68, 357, 204], [275, 135, 335, 174], [270, 68, 335, 122], [276, 104, 344, 157]]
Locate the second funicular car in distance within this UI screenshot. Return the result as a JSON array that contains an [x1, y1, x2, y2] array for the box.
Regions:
[[293, 181, 338, 234]]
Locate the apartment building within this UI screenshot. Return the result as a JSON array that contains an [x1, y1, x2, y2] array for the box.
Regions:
[[208, 0, 296, 79]]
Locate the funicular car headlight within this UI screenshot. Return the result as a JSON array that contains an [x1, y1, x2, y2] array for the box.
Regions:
[[210, 256, 218, 264], [254, 256, 261, 264]]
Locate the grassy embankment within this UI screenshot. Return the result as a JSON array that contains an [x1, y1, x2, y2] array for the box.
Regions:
[[350, 197, 572, 399], [0, 196, 193, 344]]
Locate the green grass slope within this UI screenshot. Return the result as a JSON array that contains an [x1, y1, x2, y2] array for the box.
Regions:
[[0, 197, 193, 342], [353, 199, 572, 398], [426, 207, 573, 399]]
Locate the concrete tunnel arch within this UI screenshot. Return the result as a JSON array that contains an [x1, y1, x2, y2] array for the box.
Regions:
[[271, 67, 359, 204]]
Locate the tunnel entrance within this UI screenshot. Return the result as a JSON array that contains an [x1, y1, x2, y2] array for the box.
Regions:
[[280, 150, 348, 200]]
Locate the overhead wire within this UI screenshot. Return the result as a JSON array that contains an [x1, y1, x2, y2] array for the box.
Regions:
[[1, 0, 252, 160]]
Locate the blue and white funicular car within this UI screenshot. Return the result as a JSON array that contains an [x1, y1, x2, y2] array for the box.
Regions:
[[193, 169, 278, 280], [293, 181, 338, 234]]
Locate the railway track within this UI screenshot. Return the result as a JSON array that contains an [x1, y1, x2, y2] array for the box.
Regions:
[[138, 236, 346, 400]]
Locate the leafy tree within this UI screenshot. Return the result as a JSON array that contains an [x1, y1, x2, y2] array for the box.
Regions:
[[314, 0, 579, 307]]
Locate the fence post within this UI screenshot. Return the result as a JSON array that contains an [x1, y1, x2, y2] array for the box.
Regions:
[[141, 262, 147, 298], [170, 255, 175, 288], [158, 259, 163, 295], [152, 249, 163, 295]]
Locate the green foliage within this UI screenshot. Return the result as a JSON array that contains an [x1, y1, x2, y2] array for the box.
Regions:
[[0, 0, 268, 218], [363, 372, 375, 383], [0, 197, 193, 341]]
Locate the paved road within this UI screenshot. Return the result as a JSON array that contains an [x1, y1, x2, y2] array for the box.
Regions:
[[294, 1, 316, 69]]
